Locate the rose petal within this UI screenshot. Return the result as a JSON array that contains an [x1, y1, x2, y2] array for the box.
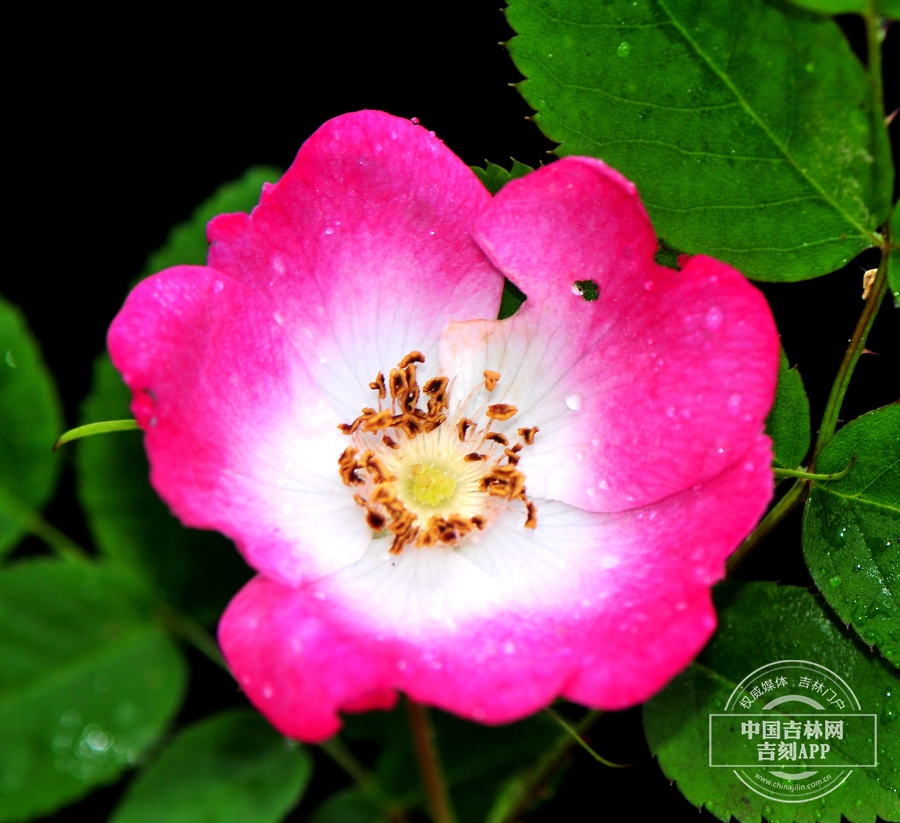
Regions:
[[219, 436, 772, 740], [464, 157, 778, 511], [108, 266, 372, 587], [207, 110, 504, 421]]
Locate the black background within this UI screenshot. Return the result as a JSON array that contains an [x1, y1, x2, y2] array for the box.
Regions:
[[6, 3, 898, 821]]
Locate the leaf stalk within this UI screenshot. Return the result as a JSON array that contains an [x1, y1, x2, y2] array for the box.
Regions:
[[726, 479, 808, 576]]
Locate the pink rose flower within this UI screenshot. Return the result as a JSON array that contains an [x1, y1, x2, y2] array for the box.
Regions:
[[108, 110, 778, 742]]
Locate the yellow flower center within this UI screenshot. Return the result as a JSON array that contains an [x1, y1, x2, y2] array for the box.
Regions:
[[336, 351, 539, 554], [407, 462, 457, 508]]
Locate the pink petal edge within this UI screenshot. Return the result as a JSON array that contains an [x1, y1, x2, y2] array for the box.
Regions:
[[206, 110, 504, 421], [219, 437, 773, 741], [469, 157, 779, 512]]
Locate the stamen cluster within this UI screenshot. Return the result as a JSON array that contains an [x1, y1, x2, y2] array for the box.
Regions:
[[337, 352, 538, 554]]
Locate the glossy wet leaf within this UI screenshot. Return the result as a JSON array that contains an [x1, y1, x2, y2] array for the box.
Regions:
[[342, 704, 561, 823], [109, 709, 311, 823], [76, 355, 251, 624], [803, 403, 900, 667], [0, 560, 187, 822], [784, 0, 900, 18], [471, 159, 533, 195], [506, 0, 892, 281], [0, 296, 63, 556], [643, 581, 900, 823], [766, 346, 811, 470]]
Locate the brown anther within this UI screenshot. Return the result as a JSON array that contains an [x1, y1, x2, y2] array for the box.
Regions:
[[509, 443, 523, 453], [457, 418, 475, 442], [471, 515, 486, 530], [361, 408, 394, 433], [353, 493, 367, 507], [483, 370, 500, 392], [402, 366, 420, 411], [338, 447, 364, 486], [486, 404, 518, 421], [371, 484, 397, 505], [366, 510, 386, 530], [369, 372, 387, 400], [464, 452, 487, 462], [398, 415, 424, 437], [338, 418, 363, 435], [423, 415, 446, 433], [479, 465, 527, 501], [382, 435, 399, 450], [365, 454, 397, 484], [517, 426, 539, 445], [524, 500, 538, 529], [389, 369, 407, 402], [484, 432, 509, 446], [507, 472, 526, 501], [503, 449, 520, 466], [423, 376, 449, 396], [399, 351, 425, 368]]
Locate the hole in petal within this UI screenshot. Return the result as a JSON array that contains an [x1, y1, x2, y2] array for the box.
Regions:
[[572, 279, 600, 302]]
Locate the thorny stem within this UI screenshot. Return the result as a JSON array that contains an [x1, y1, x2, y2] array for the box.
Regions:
[[864, 0, 886, 127], [729, 245, 888, 571], [812, 255, 889, 465], [406, 700, 458, 823], [487, 711, 604, 823], [726, 479, 807, 576]]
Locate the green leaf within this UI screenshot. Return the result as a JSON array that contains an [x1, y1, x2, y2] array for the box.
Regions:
[[76, 169, 276, 622], [307, 789, 388, 823], [109, 709, 311, 823], [654, 246, 683, 270], [0, 295, 63, 556], [644, 581, 900, 823], [0, 560, 187, 822], [889, 202, 900, 304], [76, 354, 251, 624], [471, 159, 533, 195], [506, 0, 893, 281], [140, 166, 281, 278], [784, 0, 900, 19], [803, 403, 900, 667], [498, 279, 527, 320], [765, 347, 811, 470]]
